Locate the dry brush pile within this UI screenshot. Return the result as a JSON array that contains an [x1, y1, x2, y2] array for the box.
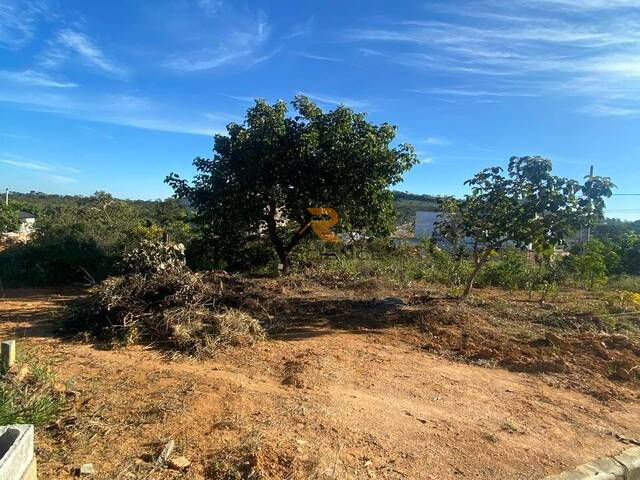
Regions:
[[67, 241, 265, 355]]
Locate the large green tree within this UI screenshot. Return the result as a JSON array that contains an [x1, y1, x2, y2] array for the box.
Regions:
[[166, 96, 417, 272], [436, 156, 614, 298]]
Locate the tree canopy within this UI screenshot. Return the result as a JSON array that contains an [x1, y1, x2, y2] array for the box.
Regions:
[[166, 95, 418, 272], [436, 156, 614, 297]]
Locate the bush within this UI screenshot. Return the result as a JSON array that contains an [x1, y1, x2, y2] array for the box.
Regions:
[[184, 235, 276, 273], [0, 205, 20, 233], [608, 275, 640, 293], [0, 192, 195, 287], [567, 239, 609, 290], [477, 249, 529, 289], [0, 229, 115, 286], [419, 248, 471, 287], [121, 239, 186, 275]]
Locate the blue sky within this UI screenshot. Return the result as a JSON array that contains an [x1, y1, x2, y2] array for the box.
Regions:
[[1, 0, 639, 219]]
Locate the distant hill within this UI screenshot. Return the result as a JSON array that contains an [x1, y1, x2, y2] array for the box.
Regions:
[[8, 190, 445, 226], [392, 191, 443, 225], [5, 191, 166, 215]]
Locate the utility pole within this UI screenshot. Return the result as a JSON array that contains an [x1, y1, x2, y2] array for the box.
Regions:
[[4, 188, 7, 207], [586, 165, 594, 242]]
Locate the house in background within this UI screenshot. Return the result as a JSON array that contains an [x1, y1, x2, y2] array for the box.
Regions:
[[415, 211, 441, 239], [1, 211, 37, 243], [18, 211, 36, 235]]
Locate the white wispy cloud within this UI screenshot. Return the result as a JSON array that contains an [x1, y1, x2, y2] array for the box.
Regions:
[[580, 104, 640, 117], [1, 157, 81, 181], [204, 111, 243, 123], [41, 29, 126, 77], [0, 69, 78, 88], [222, 94, 258, 103], [46, 174, 77, 184], [0, 89, 228, 136], [286, 17, 314, 39], [165, 18, 273, 72], [469, 144, 495, 153], [358, 48, 385, 57], [295, 51, 344, 63], [525, 0, 640, 10], [1, 159, 52, 171], [0, 132, 32, 139], [0, 0, 50, 49], [345, 6, 640, 115], [196, 0, 224, 15], [422, 137, 451, 146], [409, 87, 533, 97], [297, 91, 370, 109]]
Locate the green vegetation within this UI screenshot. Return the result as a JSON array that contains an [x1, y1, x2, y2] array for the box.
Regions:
[[0, 204, 20, 233], [166, 96, 417, 273], [1, 99, 637, 304], [435, 156, 613, 297], [0, 192, 192, 286], [0, 351, 63, 426]]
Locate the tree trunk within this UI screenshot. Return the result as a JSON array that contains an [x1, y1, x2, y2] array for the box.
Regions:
[[265, 209, 288, 276], [280, 255, 291, 275], [461, 254, 488, 299], [265, 207, 308, 276]]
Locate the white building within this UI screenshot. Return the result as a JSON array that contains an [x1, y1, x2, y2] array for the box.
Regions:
[[17, 211, 36, 235], [2, 211, 36, 242], [415, 211, 441, 239]]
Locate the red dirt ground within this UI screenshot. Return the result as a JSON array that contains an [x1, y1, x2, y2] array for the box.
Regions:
[[0, 283, 639, 479]]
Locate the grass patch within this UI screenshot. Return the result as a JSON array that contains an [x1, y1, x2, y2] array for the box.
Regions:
[[0, 349, 63, 426]]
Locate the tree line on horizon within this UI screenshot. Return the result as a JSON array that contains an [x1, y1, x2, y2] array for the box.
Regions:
[[0, 96, 638, 296]]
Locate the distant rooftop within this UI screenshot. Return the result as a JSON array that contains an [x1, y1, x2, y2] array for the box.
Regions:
[[18, 211, 36, 220]]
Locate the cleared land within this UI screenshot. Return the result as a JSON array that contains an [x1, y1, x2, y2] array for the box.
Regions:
[[0, 278, 639, 479]]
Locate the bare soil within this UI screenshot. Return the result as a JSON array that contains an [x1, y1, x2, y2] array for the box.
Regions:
[[0, 280, 639, 480]]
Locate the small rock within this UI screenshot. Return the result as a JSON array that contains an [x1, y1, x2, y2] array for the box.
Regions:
[[156, 439, 175, 465], [77, 463, 95, 476], [168, 456, 191, 470]]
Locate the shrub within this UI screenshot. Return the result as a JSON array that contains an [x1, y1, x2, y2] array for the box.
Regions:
[[477, 249, 529, 290], [608, 275, 640, 293], [0, 192, 194, 287], [0, 205, 20, 233], [419, 248, 471, 287], [567, 239, 609, 290], [0, 230, 115, 286]]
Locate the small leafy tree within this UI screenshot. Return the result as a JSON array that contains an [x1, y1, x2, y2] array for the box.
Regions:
[[435, 156, 614, 298], [570, 239, 609, 290], [0, 205, 20, 233], [166, 96, 417, 273]]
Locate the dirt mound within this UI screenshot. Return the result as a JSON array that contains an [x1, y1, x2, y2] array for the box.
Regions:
[[411, 296, 640, 400]]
